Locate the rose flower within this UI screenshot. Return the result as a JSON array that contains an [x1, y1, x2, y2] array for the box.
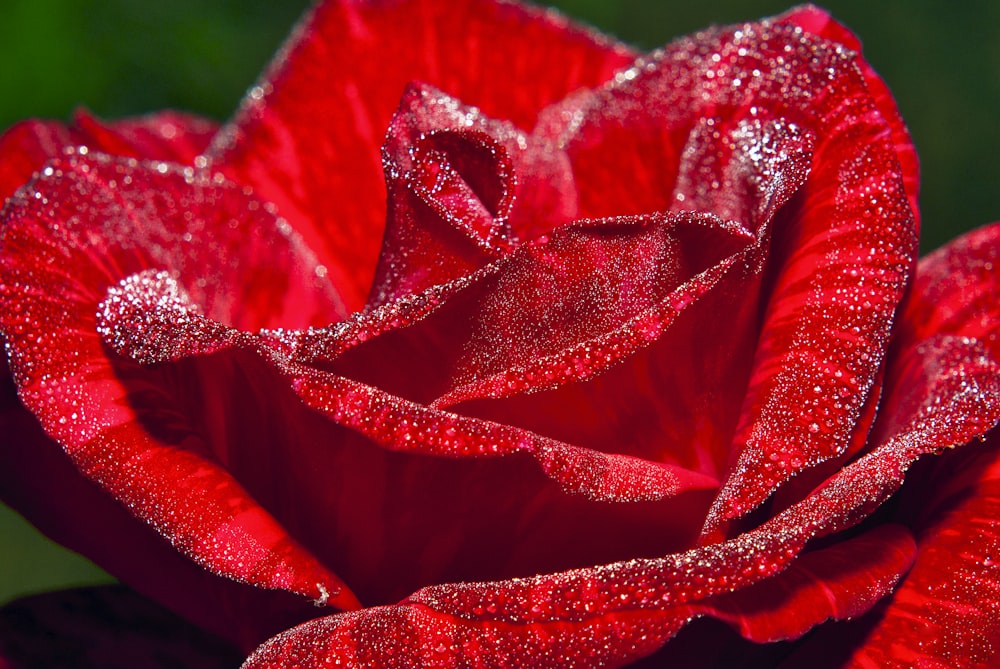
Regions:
[[1, 1, 999, 667]]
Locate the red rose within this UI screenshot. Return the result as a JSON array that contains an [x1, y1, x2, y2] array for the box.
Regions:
[[2, 1, 999, 667]]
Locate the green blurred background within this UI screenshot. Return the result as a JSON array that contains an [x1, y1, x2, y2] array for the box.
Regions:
[[0, 0, 997, 606]]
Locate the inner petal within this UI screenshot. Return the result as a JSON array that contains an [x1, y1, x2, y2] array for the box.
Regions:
[[369, 83, 578, 308], [95, 270, 719, 606]]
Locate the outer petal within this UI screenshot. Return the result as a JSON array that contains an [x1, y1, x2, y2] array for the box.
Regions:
[[775, 5, 920, 225], [895, 221, 1000, 360], [207, 0, 636, 311], [0, 154, 358, 628], [781, 440, 1000, 669], [782, 224, 1000, 668]]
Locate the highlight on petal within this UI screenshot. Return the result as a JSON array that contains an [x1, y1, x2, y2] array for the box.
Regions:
[[0, 152, 356, 612], [207, 0, 636, 312]]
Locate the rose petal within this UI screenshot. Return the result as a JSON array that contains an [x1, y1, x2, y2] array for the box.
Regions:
[[0, 111, 217, 203], [96, 261, 724, 607], [68, 109, 218, 165], [241, 333, 1000, 668], [896, 221, 1000, 360], [781, 440, 1000, 669], [207, 0, 636, 312], [779, 223, 1000, 668], [775, 6, 920, 225], [684, 21, 917, 534], [522, 15, 920, 533], [96, 219, 724, 505], [0, 586, 241, 669], [0, 374, 339, 651], [689, 524, 915, 643], [0, 153, 356, 613], [369, 83, 576, 306]]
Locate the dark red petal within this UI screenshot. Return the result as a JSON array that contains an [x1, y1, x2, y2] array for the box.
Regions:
[[783, 441, 1000, 669], [780, 224, 1000, 668], [207, 0, 636, 312], [0, 153, 356, 612], [95, 244, 725, 607], [0, 373, 341, 651], [0, 586, 241, 668], [0, 112, 217, 203], [530, 14, 920, 529], [97, 271, 718, 504], [430, 212, 754, 409], [689, 23, 916, 534]]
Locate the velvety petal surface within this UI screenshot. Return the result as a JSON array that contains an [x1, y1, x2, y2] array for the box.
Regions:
[[208, 0, 636, 312], [0, 153, 358, 623]]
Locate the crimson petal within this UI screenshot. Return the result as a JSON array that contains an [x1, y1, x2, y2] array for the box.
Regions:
[[98, 269, 718, 504], [525, 12, 919, 518], [0, 153, 356, 612], [783, 440, 1000, 669], [0, 370, 338, 650], [690, 524, 915, 643], [775, 6, 920, 224], [207, 0, 635, 312]]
